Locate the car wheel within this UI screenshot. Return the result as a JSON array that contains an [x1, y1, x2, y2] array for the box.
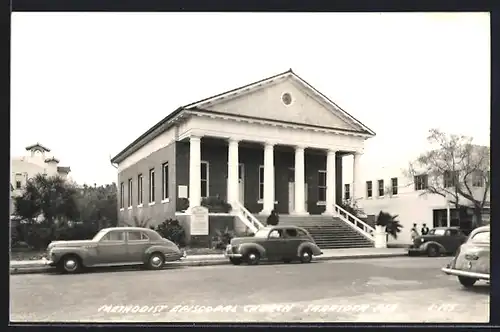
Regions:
[[58, 254, 82, 274], [147, 252, 165, 270], [245, 251, 260, 265], [426, 245, 439, 257], [230, 257, 242, 265], [300, 248, 313, 263], [458, 276, 477, 288]]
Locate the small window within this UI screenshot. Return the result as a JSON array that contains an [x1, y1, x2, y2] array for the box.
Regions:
[[269, 229, 282, 238], [391, 177, 398, 195], [127, 231, 142, 241], [281, 92, 292, 105], [414, 174, 428, 191], [344, 184, 350, 200], [471, 231, 489, 243], [366, 181, 373, 198], [128, 178, 133, 207], [285, 228, 298, 237], [102, 231, 125, 241], [15, 181, 21, 189], [443, 171, 457, 188], [378, 179, 384, 197], [447, 229, 459, 236], [472, 171, 484, 187], [296, 229, 309, 237]]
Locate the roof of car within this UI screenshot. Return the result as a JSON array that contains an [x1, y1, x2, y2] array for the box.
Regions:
[[469, 225, 490, 235], [434, 226, 461, 230]]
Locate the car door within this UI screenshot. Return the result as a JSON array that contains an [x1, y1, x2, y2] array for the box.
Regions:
[[264, 229, 286, 260], [283, 228, 302, 259], [126, 230, 150, 263], [96, 230, 128, 265]]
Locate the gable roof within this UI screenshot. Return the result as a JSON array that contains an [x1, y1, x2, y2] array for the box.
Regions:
[[25, 142, 51, 152], [111, 69, 375, 164]]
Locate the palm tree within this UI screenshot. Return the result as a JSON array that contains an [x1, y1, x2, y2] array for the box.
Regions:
[[375, 211, 403, 239]]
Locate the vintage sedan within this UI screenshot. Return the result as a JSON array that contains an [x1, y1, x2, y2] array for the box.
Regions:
[[442, 225, 490, 287], [45, 227, 186, 273], [407, 227, 467, 257], [224, 225, 323, 265]]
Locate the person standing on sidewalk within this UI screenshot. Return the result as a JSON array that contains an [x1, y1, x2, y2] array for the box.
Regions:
[[410, 223, 419, 241], [421, 223, 430, 235]]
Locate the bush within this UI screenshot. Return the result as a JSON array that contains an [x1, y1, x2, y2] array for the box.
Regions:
[[176, 198, 189, 212], [201, 196, 232, 213], [376, 211, 403, 239], [211, 226, 235, 250], [153, 219, 187, 248]]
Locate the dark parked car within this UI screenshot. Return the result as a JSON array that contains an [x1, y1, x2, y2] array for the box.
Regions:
[[45, 227, 186, 273], [408, 227, 467, 257], [442, 225, 490, 287], [224, 225, 323, 265]]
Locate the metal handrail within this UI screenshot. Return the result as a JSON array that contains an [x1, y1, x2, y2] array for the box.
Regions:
[[334, 204, 375, 241]]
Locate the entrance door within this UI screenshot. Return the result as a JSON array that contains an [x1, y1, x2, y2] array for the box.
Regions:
[[238, 163, 245, 204]]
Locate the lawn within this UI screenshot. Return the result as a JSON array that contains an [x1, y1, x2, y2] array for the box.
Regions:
[[10, 247, 224, 261]]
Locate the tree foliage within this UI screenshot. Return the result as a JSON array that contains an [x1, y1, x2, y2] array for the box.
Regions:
[[408, 129, 490, 226], [76, 183, 118, 229], [375, 211, 403, 239]]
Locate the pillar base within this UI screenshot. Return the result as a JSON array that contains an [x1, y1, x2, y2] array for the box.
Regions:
[[322, 210, 336, 216], [259, 210, 273, 216], [290, 211, 309, 216]]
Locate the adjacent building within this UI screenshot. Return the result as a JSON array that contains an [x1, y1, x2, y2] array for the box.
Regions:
[[10, 143, 72, 214], [111, 69, 376, 227]]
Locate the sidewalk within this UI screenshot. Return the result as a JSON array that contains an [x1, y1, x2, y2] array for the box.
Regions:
[[10, 248, 407, 275]]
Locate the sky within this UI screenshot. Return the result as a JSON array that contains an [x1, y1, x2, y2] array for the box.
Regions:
[[11, 12, 490, 185]]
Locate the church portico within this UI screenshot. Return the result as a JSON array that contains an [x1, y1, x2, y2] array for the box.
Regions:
[[113, 69, 375, 233]]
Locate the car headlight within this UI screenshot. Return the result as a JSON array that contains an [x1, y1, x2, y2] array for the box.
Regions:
[[420, 238, 425, 243]]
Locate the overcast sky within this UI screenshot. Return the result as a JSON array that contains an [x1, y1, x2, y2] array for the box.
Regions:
[[11, 12, 490, 185]]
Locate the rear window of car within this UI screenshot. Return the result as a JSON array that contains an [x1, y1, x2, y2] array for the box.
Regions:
[[470, 231, 489, 243]]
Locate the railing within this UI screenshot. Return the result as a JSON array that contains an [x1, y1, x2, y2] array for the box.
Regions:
[[233, 201, 265, 234], [334, 204, 375, 242]]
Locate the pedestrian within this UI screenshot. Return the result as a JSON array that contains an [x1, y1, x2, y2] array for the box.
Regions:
[[410, 223, 419, 241], [421, 223, 430, 235], [266, 210, 279, 226]]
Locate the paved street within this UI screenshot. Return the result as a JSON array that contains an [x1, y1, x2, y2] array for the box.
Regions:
[[10, 256, 489, 323]]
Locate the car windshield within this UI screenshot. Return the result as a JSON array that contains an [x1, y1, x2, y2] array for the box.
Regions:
[[253, 229, 270, 238], [429, 229, 445, 236], [92, 229, 108, 241]]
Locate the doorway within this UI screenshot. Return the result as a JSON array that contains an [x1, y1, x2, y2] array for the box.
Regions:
[[238, 163, 245, 204], [288, 167, 307, 213]]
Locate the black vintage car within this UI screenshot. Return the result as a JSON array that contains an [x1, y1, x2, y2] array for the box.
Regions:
[[408, 227, 467, 257]]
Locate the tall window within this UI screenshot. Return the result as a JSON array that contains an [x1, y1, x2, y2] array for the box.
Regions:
[[201, 161, 209, 198], [127, 178, 133, 207], [162, 162, 169, 200], [137, 174, 143, 205], [472, 171, 484, 187], [149, 168, 155, 203], [414, 174, 428, 190], [378, 179, 384, 197], [344, 184, 350, 200], [258, 166, 264, 201], [120, 182, 124, 209], [443, 171, 457, 188], [318, 170, 327, 202], [366, 181, 372, 198], [391, 177, 398, 195]]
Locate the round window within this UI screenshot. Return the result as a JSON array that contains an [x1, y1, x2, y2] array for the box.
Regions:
[[281, 93, 292, 106]]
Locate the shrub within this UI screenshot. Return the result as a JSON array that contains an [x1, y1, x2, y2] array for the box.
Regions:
[[201, 196, 232, 213], [176, 198, 189, 212], [211, 226, 235, 250], [376, 211, 403, 239], [338, 199, 364, 218], [154, 219, 187, 247]]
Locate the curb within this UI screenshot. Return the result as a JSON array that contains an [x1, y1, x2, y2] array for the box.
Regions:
[[10, 252, 407, 275]]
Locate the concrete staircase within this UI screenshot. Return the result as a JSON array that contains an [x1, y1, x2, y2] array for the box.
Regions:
[[256, 214, 374, 249]]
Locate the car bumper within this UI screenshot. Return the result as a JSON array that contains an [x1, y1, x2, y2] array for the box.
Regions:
[[441, 267, 490, 281], [407, 245, 424, 254], [224, 252, 243, 258]]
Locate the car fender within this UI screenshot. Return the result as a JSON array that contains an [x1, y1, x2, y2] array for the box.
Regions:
[[297, 242, 322, 256], [421, 241, 446, 253], [144, 245, 177, 263], [238, 243, 266, 257], [51, 247, 89, 265]]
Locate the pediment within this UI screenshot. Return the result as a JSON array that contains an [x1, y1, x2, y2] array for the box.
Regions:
[[184, 71, 374, 135]]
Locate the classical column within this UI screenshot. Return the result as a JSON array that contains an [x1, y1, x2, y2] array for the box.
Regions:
[[323, 149, 336, 215], [352, 152, 362, 201], [188, 136, 202, 210], [293, 145, 307, 215], [227, 138, 239, 206], [260, 142, 275, 215]]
